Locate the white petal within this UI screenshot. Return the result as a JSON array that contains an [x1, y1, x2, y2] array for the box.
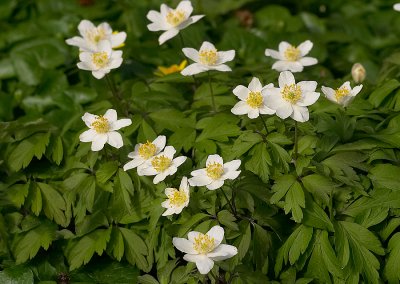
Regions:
[[223, 160, 241, 172], [138, 166, 157, 176], [279, 71, 296, 88], [159, 29, 179, 45], [182, 48, 199, 62], [190, 168, 207, 177], [278, 41, 291, 55], [108, 57, 123, 69], [207, 244, 238, 261], [181, 63, 209, 76], [200, 41, 216, 51], [107, 132, 123, 148], [173, 237, 197, 254], [223, 170, 241, 180], [162, 145, 176, 158], [97, 40, 112, 54], [91, 134, 108, 151], [297, 92, 320, 107], [82, 112, 97, 127], [299, 57, 318, 66], [247, 108, 260, 119], [351, 85, 363, 96], [264, 88, 285, 110], [341, 81, 351, 90], [211, 64, 231, 72], [297, 40, 313, 56], [111, 118, 132, 131], [153, 172, 168, 184], [78, 51, 93, 63], [66, 36, 88, 50], [173, 156, 187, 167], [265, 48, 282, 60], [153, 135, 166, 153], [206, 180, 224, 190], [189, 175, 212, 187], [259, 105, 275, 115], [275, 104, 293, 119], [189, 15, 204, 24], [394, 3, 400, 11], [79, 129, 96, 142], [206, 154, 223, 166], [273, 61, 303, 73], [206, 225, 224, 247], [183, 253, 202, 263], [188, 231, 201, 242], [92, 70, 107, 79], [195, 256, 214, 274], [291, 105, 309, 122], [321, 86, 336, 102], [180, 176, 189, 191], [147, 10, 162, 23], [77, 62, 93, 71], [232, 85, 249, 100], [123, 158, 144, 171], [148, 22, 165, 32], [78, 20, 95, 36], [231, 101, 250, 116], [162, 208, 175, 216], [248, 77, 262, 92], [98, 22, 112, 35], [104, 109, 117, 122], [297, 81, 317, 93], [216, 50, 235, 65], [177, 0, 193, 16], [160, 3, 171, 16]]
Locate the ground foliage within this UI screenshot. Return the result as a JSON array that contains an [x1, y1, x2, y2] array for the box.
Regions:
[[0, 0, 400, 283]]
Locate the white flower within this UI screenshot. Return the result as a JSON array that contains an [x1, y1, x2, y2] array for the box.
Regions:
[[322, 81, 363, 107], [395, 3, 400, 11], [66, 19, 126, 52], [79, 109, 132, 151], [161, 177, 190, 216], [231, 77, 276, 119], [77, 40, 123, 79], [173, 225, 237, 274], [265, 71, 320, 122], [123, 135, 166, 172], [181, 41, 235, 76], [265, 40, 318, 72], [188, 154, 241, 190], [147, 0, 204, 45], [138, 146, 187, 184]]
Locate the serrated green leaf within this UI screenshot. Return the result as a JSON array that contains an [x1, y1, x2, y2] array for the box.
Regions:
[[217, 210, 238, 231], [37, 182, 67, 227], [51, 136, 63, 165], [245, 143, 271, 183], [303, 200, 334, 232], [137, 274, 160, 284], [6, 182, 29, 208], [107, 227, 125, 261], [0, 265, 34, 284], [369, 164, 400, 190], [96, 161, 119, 184], [120, 227, 149, 272], [384, 232, 400, 283]]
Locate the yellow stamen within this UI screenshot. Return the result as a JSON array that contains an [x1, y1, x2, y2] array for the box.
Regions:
[[284, 45, 301, 61], [87, 27, 106, 44], [246, 91, 263, 108], [168, 189, 188, 207], [91, 116, 110, 133], [282, 84, 302, 104], [152, 155, 172, 172], [166, 10, 186, 26], [138, 141, 157, 159], [199, 49, 218, 66], [335, 87, 350, 102], [92, 52, 109, 68], [155, 60, 188, 76], [206, 162, 224, 180], [193, 233, 215, 254]]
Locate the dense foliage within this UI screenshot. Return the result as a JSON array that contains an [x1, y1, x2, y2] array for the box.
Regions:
[[1, 0, 400, 283]]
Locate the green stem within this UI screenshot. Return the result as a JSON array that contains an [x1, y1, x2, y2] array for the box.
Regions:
[[259, 115, 269, 134], [221, 187, 237, 217], [208, 71, 216, 112], [105, 74, 129, 117], [294, 121, 298, 161]]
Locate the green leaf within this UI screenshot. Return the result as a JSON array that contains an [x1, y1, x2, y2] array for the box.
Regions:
[[76, 211, 109, 237], [384, 232, 400, 283], [13, 221, 57, 264], [303, 200, 334, 232], [28, 183, 42, 216], [107, 227, 125, 261], [108, 169, 133, 221], [217, 210, 238, 231], [37, 182, 67, 227], [8, 132, 50, 171], [66, 228, 111, 270], [225, 131, 262, 160], [96, 161, 119, 184], [369, 164, 400, 190], [50, 136, 63, 165], [5, 182, 29, 208], [0, 265, 34, 284], [368, 79, 400, 107], [245, 143, 271, 183], [137, 275, 160, 284], [120, 227, 149, 272], [253, 224, 271, 274], [301, 174, 336, 207]]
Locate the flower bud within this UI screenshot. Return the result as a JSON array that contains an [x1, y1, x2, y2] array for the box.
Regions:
[[351, 63, 366, 83]]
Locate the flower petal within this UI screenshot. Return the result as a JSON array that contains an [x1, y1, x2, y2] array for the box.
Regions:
[[181, 63, 208, 76], [297, 91, 320, 107], [206, 154, 223, 166], [182, 48, 199, 62], [147, 10, 162, 23], [297, 81, 317, 93], [207, 244, 238, 261], [351, 85, 363, 97], [297, 40, 313, 56], [82, 112, 97, 128], [231, 101, 250, 116], [206, 225, 224, 247], [275, 104, 293, 119], [78, 20, 95, 36], [123, 158, 144, 171], [173, 156, 187, 167], [200, 41, 216, 51], [273, 61, 303, 73], [248, 77, 262, 92], [173, 237, 197, 254], [232, 85, 249, 100], [259, 105, 275, 115], [153, 172, 168, 184], [211, 64, 231, 72], [299, 57, 318, 66], [159, 28, 179, 45], [279, 71, 296, 88], [265, 48, 282, 60], [177, 0, 193, 16], [216, 50, 235, 65], [223, 160, 241, 172], [111, 118, 132, 131], [247, 108, 259, 119], [278, 41, 291, 55], [291, 105, 309, 122], [91, 134, 108, 151], [189, 175, 212, 187], [79, 129, 96, 142], [107, 132, 123, 148], [206, 180, 224, 190], [190, 168, 207, 177], [92, 70, 107, 79], [188, 231, 201, 242], [321, 86, 336, 102], [104, 109, 117, 122], [195, 256, 214, 274]]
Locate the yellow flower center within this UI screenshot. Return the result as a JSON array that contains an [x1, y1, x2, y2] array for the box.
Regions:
[[282, 84, 302, 104], [199, 49, 218, 66], [284, 45, 301, 61], [151, 155, 172, 172], [166, 10, 186, 26], [246, 91, 263, 108], [92, 52, 109, 68], [206, 162, 224, 180], [87, 27, 106, 44], [168, 189, 188, 207], [335, 87, 350, 102], [138, 141, 157, 159], [193, 233, 215, 254], [91, 116, 110, 133]]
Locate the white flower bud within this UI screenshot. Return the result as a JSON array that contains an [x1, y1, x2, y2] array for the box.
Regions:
[[351, 63, 366, 83]]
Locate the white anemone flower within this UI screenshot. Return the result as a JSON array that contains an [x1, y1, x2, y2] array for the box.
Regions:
[[77, 40, 123, 79], [181, 41, 235, 76], [231, 77, 276, 119], [79, 109, 132, 151], [321, 81, 363, 107], [161, 177, 190, 216], [188, 154, 241, 190], [147, 0, 204, 45], [395, 3, 400, 11], [173, 225, 238, 274], [123, 136, 166, 172], [265, 40, 318, 72], [66, 19, 126, 52], [138, 146, 187, 184], [265, 71, 320, 122]]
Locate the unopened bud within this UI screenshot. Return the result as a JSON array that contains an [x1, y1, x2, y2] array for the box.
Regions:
[[351, 63, 366, 83]]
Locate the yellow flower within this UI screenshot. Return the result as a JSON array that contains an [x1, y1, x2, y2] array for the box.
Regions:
[[154, 60, 187, 76]]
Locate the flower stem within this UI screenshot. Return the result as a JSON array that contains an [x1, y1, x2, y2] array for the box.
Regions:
[[105, 74, 129, 117], [105, 74, 120, 100], [208, 71, 216, 112], [221, 187, 237, 217], [259, 115, 269, 134], [293, 121, 298, 161]]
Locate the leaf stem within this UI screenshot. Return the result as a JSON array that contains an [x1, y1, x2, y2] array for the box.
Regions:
[[221, 187, 237, 217], [259, 115, 269, 134], [208, 71, 216, 112], [294, 121, 298, 161]]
